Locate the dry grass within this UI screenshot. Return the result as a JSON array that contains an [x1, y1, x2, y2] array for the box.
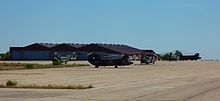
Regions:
[[0, 62, 89, 70], [0, 82, 93, 89]]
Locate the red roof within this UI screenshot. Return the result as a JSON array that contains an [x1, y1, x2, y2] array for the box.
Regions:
[[10, 43, 143, 54], [38, 43, 57, 48], [98, 44, 142, 54], [79, 43, 142, 54]]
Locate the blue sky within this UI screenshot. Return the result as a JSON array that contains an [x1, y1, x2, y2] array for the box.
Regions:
[[0, 0, 220, 59]]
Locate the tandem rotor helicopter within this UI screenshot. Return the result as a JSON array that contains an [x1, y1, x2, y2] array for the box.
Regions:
[[87, 51, 158, 68], [88, 52, 133, 68]]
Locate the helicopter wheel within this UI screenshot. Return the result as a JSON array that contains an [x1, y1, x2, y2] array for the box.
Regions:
[[115, 66, 118, 68], [95, 66, 99, 68]]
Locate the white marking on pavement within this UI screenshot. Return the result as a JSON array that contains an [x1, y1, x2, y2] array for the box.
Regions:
[[143, 86, 175, 91], [89, 78, 161, 90]]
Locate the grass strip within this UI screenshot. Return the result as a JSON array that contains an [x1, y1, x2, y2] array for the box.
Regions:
[[0, 84, 93, 89], [0, 62, 89, 70]]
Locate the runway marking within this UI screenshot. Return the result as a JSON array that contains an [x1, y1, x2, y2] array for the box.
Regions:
[[0, 73, 44, 75], [89, 78, 161, 90], [79, 99, 100, 101], [143, 86, 175, 91]]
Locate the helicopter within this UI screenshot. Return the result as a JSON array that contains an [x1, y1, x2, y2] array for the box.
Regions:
[[140, 53, 158, 64], [161, 50, 201, 61], [140, 50, 158, 64], [88, 52, 133, 68], [52, 52, 76, 64]]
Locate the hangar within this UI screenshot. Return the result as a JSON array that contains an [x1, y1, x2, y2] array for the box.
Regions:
[[10, 43, 145, 60], [10, 43, 55, 60], [10, 43, 85, 60], [78, 43, 142, 60]]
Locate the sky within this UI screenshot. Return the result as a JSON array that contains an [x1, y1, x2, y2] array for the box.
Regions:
[[0, 0, 220, 59]]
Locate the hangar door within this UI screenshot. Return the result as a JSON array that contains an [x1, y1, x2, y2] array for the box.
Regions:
[[11, 51, 23, 60], [23, 51, 50, 60]]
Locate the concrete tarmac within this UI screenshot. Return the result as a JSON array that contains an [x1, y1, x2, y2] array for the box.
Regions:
[[0, 61, 220, 101]]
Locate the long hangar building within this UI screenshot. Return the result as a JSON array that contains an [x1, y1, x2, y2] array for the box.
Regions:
[[10, 43, 154, 60]]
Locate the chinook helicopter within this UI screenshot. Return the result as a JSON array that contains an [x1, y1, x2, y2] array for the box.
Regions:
[[88, 52, 133, 68]]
